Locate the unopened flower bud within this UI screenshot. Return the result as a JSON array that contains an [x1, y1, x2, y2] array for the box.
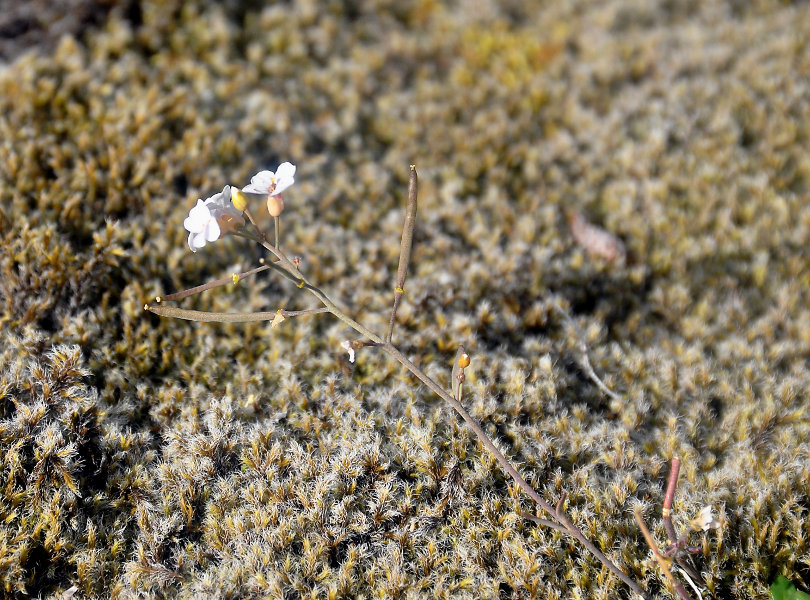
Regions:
[[231, 188, 248, 212], [267, 195, 285, 217], [458, 353, 470, 369]]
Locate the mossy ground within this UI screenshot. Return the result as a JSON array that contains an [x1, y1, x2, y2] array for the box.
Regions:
[[1, 1, 809, 598]]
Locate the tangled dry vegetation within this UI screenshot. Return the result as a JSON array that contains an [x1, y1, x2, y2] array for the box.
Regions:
[[1, 0, 809, 598]]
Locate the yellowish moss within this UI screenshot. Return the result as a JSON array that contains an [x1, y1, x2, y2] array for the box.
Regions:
[[1, 0, 810, 598]]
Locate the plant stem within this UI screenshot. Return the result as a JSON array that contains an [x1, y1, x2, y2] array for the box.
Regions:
[[159, 201, 648, 598], [289, 273, 649, 599]]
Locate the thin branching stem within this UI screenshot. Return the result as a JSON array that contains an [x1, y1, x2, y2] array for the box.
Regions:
[[155, 171, 651, 599], [221, 208, 650, 599], [276, 266, 649, 599], [519, 511, 569, 534], [155, 264, 649, 598], [157, 264, 270, 302]]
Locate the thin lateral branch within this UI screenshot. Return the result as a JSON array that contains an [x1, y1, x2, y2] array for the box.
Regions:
[[158, 264, 270, 302], [243, 207, 266, 241], [386, 165, 418, 343], [519, 511, 569, 534], [634, 507, 696, 600]]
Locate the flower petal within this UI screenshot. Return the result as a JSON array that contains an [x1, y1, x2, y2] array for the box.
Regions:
[[272, 178, 294, 196], [275, 162, 296, 180], [184, 199, 210, 233], [271, 162, 296, 196], [243, 170, 274, 194], [189, 231, 208, 252], [204, 219, 221, 242]]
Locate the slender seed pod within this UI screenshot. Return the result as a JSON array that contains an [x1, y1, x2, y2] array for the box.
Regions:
[[386, 165, 418, 343], [395, 165, 418, 291], [144, 305, 328, 323], [145, 305, 280, 322]]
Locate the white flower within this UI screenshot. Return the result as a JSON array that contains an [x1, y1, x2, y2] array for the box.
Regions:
[[243, 162, 296, 196], [184, 186, 245, 252], [690, 506, 720, 532], [340, 340, 356, 363]]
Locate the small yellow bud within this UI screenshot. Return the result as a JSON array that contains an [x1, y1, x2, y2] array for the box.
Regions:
[[231, 189, 248, 212], [232, 273, 239, 285], [267, 195, 284, 217], [458, 353, 470, 369], [155, 296, 161, 303]]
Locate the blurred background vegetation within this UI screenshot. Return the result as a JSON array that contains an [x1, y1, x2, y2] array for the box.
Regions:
[[1, 1, 809, 598]]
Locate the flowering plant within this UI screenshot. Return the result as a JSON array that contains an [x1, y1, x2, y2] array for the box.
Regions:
[[146, 164, 716, 600]]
